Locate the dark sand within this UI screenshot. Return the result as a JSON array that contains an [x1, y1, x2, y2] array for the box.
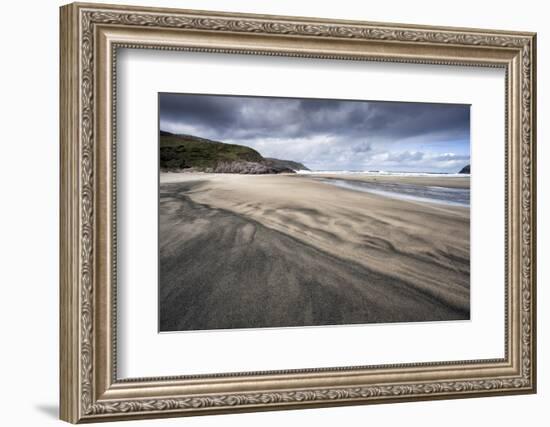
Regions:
[[159, 178, 470, 332]]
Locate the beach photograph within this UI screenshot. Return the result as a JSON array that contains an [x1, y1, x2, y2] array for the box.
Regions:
[[158, 93, 471, 332]]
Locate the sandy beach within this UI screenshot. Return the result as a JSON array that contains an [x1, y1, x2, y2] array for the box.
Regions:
[[159, 172, 470, 331]]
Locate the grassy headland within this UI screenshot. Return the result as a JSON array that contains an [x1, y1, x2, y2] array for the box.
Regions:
[[160, 131, 309, 174]]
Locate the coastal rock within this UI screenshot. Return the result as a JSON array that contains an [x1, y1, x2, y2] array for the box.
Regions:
[[207, 161, 294, 174], [459, 164, 470, 174], [263, 158, 310, 172]]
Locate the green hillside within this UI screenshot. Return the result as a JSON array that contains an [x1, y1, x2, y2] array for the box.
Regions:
[[160, 132, 263, 170], [159, 131, 309, 174]]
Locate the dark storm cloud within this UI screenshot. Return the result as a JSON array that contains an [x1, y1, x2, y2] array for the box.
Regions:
[[160, 93, 469, 142], [159, 93, 470, 172], [159, 93, 239, 129]]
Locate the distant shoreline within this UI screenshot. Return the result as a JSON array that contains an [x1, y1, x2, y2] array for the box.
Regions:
[[162, 168, 470, 177]]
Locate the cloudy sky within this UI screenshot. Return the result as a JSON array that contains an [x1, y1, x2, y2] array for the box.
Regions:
[[159, 93, 470, 173]]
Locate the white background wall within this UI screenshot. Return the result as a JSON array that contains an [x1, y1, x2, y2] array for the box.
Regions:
[[0, 0, 546, 425]]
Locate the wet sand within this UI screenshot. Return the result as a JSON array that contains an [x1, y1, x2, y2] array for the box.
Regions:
[[159, 173, 470, 331], [309, 173, 470, 189]]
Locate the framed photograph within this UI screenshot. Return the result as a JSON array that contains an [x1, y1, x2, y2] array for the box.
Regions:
[[59, 2, 537, 423]]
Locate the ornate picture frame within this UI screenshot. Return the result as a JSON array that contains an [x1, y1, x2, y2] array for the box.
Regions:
[[60, 2, 536, 423]]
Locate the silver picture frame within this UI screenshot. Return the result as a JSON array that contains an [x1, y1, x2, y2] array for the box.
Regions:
[[60, 2, 536, 422]]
